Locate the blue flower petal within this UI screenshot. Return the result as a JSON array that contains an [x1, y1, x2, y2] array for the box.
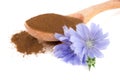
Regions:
[[94, 39, 110, 50], [54, 44, 69, 52], [80, 47, 88, 59], [68, 55, 81, 65], [87, 48, 95, 58], [54, 33, 64, 40], [70, 35, 81, 43], [54, 44, 72, 58], [54, 33, 69, 42], [76, 23, 90, 40], [54, 50, 68, 58], [90, 23, 100, 34], [69, 27, 77, 36], [90, 24, 108, 41], [95, 33, 108, 41], [63, 25, 70, 37], [59, 36, 68, 41], [54, 43, 81, 65], [92, 48, 104, 58], [90, 23, 100, 37], [73, 47, 83, 55], [82, 55, 87, 65], [70, 44, 75, 51], [63, 53, 74, 62], [73, 41, 84, 48], [74, 47, 88, 62], [63, 53, 80, 65]]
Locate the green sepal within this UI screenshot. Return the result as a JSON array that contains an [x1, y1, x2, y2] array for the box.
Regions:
[[86, 56, 96, 71]]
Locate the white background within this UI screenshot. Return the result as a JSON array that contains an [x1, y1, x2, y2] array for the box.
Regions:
[[0, 0, 120, 80]]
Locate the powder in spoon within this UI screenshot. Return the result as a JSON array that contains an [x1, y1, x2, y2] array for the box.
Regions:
[[26, 13, 83, 34]]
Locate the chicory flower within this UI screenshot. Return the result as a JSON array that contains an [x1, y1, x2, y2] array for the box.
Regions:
[[54, 26, 82, 65], [54, 23, 109, 69]]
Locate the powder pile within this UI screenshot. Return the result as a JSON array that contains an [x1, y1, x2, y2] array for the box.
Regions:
[[11, 31, 60, 54], [11, 31, 43, 54]]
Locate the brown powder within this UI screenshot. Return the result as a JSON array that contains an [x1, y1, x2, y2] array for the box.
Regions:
[[11, 31, 43, 54], [11, 13, 83, 54], [26, 13, 83, 34], [11, 31, 60, 54]]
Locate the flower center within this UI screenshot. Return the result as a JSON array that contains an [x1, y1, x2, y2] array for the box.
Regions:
[[86, 40, 93, 48]]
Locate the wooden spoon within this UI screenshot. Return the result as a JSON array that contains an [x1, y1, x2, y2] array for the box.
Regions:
[[25, 1, 120, 42]]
